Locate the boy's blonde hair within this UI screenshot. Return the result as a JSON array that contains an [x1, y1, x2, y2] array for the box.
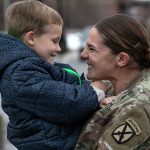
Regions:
[[6, 0, 63, 38]]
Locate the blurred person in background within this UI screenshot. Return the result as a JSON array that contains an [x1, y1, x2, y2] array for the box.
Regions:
[[74, 14, 150, 150], [0, 114, 2, 149]]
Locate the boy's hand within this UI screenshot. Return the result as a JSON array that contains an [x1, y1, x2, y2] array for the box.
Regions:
[[100, 96, 116, 105]]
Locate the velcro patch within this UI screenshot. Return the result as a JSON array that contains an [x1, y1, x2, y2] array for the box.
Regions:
[[126, 118, 141, 135], [112, 123, 135, 144]]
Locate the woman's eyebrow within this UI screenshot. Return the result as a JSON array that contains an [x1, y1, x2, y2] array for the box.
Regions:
[[87, 43, 96, 49]]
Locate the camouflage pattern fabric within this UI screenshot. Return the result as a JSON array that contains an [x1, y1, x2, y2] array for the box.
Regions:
[[74, 69, 150, 150]]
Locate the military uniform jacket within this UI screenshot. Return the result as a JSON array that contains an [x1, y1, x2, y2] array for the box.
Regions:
[[75, 69, 150, 150]]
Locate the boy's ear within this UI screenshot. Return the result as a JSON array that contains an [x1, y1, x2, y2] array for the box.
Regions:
[[23, 31, 35, 46], [116, 52, 129, 67]]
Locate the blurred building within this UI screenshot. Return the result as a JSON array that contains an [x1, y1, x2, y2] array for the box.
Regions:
[[0, 0, 119, 31], [1, 0, 150, 30]]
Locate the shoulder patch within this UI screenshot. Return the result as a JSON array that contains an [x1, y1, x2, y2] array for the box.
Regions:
[[112, 123, 135, 144], [126, 118, 141, 135]]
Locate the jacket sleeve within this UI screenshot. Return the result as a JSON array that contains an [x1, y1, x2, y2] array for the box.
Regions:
[[44, 61, 85, 85], [11, 62, 99, 124]]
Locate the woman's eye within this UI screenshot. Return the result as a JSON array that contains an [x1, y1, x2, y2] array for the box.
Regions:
[[90, 47, 95, 50], [89, 46, 95, 51], [86, 44, 95, 51]]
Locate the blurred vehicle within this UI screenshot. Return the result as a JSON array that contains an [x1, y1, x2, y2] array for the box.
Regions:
[[65, 29, 82, 52], [65, 26, 92, 53], [79, 26, 92, 53]]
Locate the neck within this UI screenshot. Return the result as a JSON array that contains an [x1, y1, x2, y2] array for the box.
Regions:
[[110, 69, 140, 95]]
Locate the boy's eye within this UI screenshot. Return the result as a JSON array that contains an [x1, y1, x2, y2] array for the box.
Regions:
[[52, 37, 61, 44], [53, 39, 59, 44]]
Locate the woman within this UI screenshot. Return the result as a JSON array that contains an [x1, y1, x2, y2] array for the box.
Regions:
[[74, 14, 150, 150]]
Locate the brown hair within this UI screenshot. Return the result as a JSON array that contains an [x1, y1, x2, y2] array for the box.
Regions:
[[6, 0, 63, 38], [95, 14, 150, 70]]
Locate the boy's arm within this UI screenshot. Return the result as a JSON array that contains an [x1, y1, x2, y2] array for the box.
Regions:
[[53, 63, 106, 101], [54, 62, 75, 70], [52, 62, 85, 85], [11, 63, 100, 124]]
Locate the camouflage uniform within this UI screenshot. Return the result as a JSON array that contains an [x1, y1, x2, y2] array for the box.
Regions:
[[74, 69, 150, 150]]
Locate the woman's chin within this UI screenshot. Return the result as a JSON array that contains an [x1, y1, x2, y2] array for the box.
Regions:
[[86, 73, 94, 80]]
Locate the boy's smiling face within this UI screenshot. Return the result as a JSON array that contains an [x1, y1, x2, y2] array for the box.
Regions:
[[27, 24, 62, 64]]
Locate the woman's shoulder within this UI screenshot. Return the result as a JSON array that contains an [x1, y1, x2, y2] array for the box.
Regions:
[[115, 69, 150, 105]]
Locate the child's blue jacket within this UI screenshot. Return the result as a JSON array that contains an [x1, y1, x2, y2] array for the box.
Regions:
[[0, 33, 99, 150]]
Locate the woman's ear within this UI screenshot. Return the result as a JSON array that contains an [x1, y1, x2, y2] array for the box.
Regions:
[[23, 31, 35, 46], [116, 52, 129, 67]]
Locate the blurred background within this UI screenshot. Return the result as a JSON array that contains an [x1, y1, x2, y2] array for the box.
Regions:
[[0, 0, 150, 149]]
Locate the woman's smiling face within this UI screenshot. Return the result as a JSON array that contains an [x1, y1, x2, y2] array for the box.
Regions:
[[80, 27, 117, 81]]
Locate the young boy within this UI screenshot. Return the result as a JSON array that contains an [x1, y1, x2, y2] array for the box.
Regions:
[[0, 0, 112, 150]]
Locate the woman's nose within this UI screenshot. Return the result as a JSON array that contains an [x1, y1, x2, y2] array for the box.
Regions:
[[80, 48, 88, 59]]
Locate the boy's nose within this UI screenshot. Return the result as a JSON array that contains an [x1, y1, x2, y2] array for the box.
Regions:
[[56, 45, 61, 52]]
